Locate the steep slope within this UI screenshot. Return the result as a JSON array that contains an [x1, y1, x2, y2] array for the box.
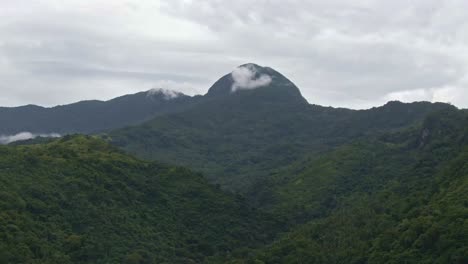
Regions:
[[245, 108, 468, 263], [109, 64, 455, 193], [0, 89, 200, 135], [0, 136, 273, 263]]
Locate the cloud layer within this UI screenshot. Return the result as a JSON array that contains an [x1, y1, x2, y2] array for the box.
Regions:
[[0, 0, 467, 109], [0, 132, 61, 144]]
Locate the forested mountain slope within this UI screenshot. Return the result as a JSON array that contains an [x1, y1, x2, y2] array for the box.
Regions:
[[243, 108, 468, 263], [0, 136, 273, 263], [109, 64, 455, 193]]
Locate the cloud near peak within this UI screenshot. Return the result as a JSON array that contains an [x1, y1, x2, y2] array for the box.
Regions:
[[147, 88, 184, 100], [0, 132, 61, 144], [231, 65, 272, 92]]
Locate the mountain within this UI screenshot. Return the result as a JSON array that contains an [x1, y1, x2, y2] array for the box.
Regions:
[[0, 63, 466, 263], [0, 135, 274, 263], [109, 64, 455, 193], [0, 89, 200, 135], [0, 63, 303, 137], [106, 76, 467, 262]]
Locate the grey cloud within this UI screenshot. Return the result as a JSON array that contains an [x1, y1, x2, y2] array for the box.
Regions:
[[0, 5, 219, 106], [161, 0, 468, 109], [0, 0, 467, 109]]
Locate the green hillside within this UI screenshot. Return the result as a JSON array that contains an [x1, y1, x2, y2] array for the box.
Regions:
[[0, 136, 273, 263]]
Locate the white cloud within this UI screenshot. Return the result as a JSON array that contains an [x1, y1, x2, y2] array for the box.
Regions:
[[0, 132, 61, 144], [150, 80, 203, 96], [231, 65, 272, 92], [432, 85, 468, 108], [384, 89, 433, 103], [382, 84, 468, 108]]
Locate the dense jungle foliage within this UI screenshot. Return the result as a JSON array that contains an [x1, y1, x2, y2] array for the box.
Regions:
[[243, 109, 468, 263], [0, 136, 274, 263], [110, 88, 453, 194]]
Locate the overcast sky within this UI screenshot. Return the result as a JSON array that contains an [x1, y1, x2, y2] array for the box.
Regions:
[[1, 0, 467, 109]]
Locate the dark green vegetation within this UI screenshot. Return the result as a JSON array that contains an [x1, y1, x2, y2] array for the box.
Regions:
[[0, 136, 273, 263], [1, 64, 467, 263], [107, 65, 467, 263], [0, 89, 199, 134]]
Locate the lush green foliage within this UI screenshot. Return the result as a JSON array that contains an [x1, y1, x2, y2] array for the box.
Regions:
[[110, 86, 453, 193], [244, 109, 468, 263], [0, 136, 273, 263], [2, 108, 466, 264]]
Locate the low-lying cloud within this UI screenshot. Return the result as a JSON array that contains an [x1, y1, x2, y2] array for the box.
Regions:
[[147, 88, 184, 100], [0, 132, 61, 144], [231, 65, 272, 92]]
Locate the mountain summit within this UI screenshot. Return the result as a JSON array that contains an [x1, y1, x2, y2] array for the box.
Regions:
[[206, 63, 307, 104]]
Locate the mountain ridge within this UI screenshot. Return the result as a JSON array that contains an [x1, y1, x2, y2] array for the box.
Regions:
[[0, 89, 199, 135], [0, 63, 311, 135], [1, 63, 459, 137]]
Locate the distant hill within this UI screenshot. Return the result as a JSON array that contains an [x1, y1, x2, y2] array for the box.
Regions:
[[0, 89, 200, 135]]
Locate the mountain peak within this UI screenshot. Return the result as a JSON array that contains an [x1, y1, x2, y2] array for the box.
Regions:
[[206, 63, 306, 103]]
